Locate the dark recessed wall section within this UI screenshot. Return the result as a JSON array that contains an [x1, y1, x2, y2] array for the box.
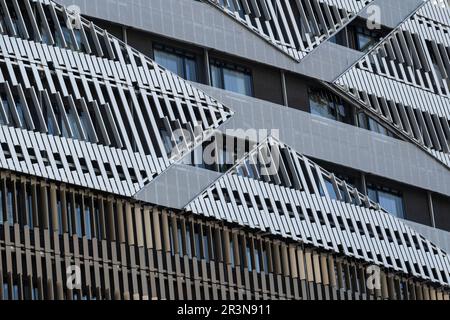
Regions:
[[285, 73, 310, 112], [433, 194, 450, 232], [312, 158, 364, 189], [90, 17, 123, 41], [366, 175, 431, 227], [127, 28, 154, 58], [252, 65, 284, 105], [403, 189, 432, 226]]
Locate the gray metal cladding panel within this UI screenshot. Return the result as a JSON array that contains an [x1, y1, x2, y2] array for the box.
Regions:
[[134, 163, 223, 209], [405, 220, 450, 254], [358, 0, 424, 29], [297, 42, 365, 82]]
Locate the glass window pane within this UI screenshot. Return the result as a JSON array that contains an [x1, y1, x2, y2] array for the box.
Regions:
[[223, 68, 252, 96], [310, 91, 338, 121], [210, 64, 223, 90], [367, 187, 378, 203], [154, 49, 184, 77], [378, 191, 405, 218], [185, 58, 197, 82], [325, 179, 337, 200]]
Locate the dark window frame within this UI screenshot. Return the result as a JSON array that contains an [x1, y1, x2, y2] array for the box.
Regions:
[[209, 58, 254, 96], [153, 43, 199, 82]]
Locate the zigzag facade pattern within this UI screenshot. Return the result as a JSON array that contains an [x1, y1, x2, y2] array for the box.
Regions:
[[334, 0, 450, 168], [0, 0, 449, 300], [205, 0, 373, 60]]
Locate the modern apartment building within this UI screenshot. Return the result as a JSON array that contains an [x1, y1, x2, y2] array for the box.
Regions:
[[0, 0, 449, 300]]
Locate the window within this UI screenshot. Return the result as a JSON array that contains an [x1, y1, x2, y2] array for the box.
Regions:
[[94, 201, 102, 240], [7, 183, 13, 224], [185, 222, 192, 258], [203, 233, 210, 261], [353, 26, 382, 52], [26, 187, 33, 229], [229, 237, 235, 267], [194, 224, 202, 260], [357, 112, 396, 138], [368, 185, 405, 219], [154, 44, 198, 81], [75, 197, 82, 237], [309, 89, 352, 124], [84, 202, 92, 240], [324, 178, 338, 200], [210, 59, 253, 96], [246, 242, 252, 271]]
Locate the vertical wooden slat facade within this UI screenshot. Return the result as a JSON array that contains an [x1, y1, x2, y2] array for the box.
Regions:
[[0, 171, 449, 300]]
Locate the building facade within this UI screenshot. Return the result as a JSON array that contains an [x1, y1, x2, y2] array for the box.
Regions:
[[0, 0, 449, 300]]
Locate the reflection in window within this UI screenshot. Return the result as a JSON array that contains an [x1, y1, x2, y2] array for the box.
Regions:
[[26, 188, 33, 229], [368, 185, 405, 219], [194, 225, 202, 260], [309, 89, 352, 124], [230, 237, 235, 267], [85, 204, 92, 240], [324, 179, 337, 200], [203, 234, 210, 262], [75, 199, 82, 237], [246, 243, 253, 271], [7, 186, 13, 223], [154, 44, 198, 82], [357, 112, 395, 138], [185, 223, 192, 258], [210, 59, 253, 96], [354, 26, 381, 52]]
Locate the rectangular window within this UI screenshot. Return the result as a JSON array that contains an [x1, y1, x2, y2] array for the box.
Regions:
[[229, 237, 235, 267], [309, 89, 352, 124], [26, 188, 33, 229], [177, 223, 183, 256], [154, 44, 198, 82], [75, 197, 82, 237], [210, 59, 253, 96], [368, 185, 405, 219], [185, 223, 192, 258], [85, 204, 92, 240], [3, 282, 8, 300], [357, 112, 396, 138], [254, 247, 261, 273], [246, 243, 253, 272], [354, 26, 380, 52], [194, 224, 202, 260], [324, 178, 338, 200], [7, 185, 13, 224], [169, 223, 175, 256], [203, 234, 210, 262], [67, 196, 73, 235], [94, 201, 102, 240]]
